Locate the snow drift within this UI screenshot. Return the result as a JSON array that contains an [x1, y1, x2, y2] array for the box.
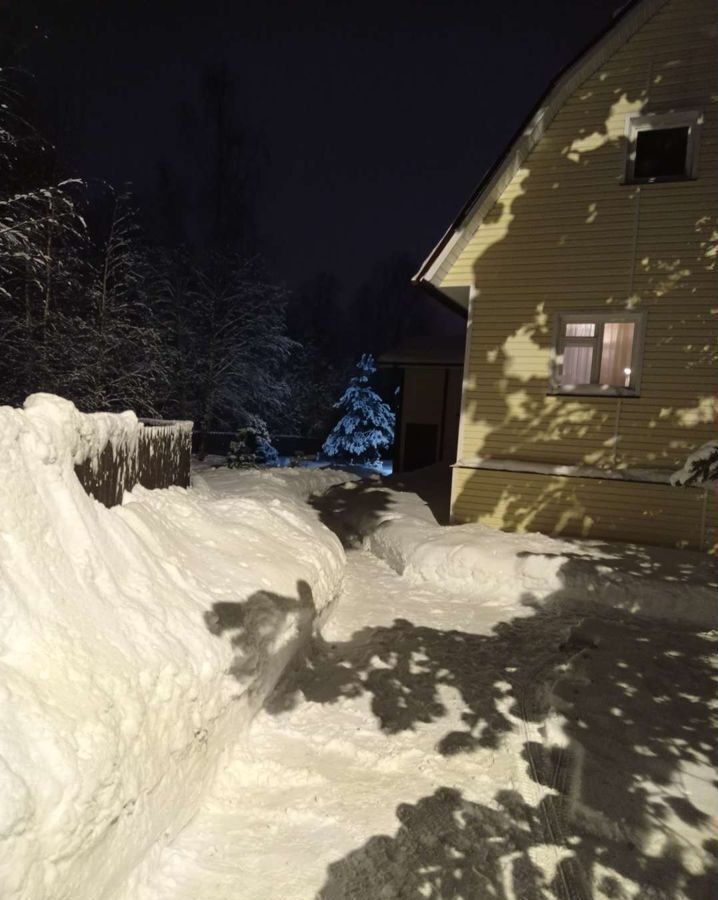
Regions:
[[316, 475, 717, 627], [0, 396, 345, 900]]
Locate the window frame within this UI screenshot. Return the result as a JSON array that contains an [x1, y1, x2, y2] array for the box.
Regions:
[[623, 110, 702, 185], [548, 310, 647, 398]]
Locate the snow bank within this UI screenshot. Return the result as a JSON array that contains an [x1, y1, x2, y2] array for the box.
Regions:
[[319, 478, 717, 627], [0, 396, 345, 900]]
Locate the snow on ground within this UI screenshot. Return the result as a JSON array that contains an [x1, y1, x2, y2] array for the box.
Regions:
[[0, 397, 349, 900], [133, 468, 717, 900], [2, 419, 715, 900], [312, 469, 717, 627]]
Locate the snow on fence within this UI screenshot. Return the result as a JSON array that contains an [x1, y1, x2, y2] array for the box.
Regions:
[[75, 416, 193, 507]]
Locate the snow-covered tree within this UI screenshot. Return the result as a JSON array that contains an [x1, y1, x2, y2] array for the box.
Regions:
[[671, 441, 718, 488], [322, 354, 395, 464], [0, 70, 297, 429], [185, 253, 296, 436], [93, 191, 167, 412], [0, 71, 88, 405], [227, 415, 279, 468], [54, 189, 169, 416]]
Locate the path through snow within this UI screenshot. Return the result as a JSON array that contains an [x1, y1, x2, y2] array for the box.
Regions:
[[131, 544, 717, 900]]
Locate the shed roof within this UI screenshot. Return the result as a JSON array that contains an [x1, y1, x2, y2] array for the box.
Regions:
[[378, 335, 465, 367]]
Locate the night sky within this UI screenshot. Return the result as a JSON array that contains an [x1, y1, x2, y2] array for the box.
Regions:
[[10, 0, 622, 292]]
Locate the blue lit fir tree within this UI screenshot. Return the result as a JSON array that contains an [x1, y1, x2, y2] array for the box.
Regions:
[[322, 354, 395, 464]]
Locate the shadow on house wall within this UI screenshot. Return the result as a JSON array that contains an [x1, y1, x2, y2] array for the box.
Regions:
[[449, 7, 717, 540]]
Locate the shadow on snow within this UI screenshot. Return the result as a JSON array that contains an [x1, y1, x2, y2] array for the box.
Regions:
[[203, 485, 717, 899]]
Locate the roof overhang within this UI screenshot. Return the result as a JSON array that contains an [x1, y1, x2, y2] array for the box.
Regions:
[[412, 0, 668, 307], [378, 334, 465, 368]]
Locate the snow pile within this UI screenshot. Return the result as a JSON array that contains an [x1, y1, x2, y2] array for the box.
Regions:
[[316, 477, 717, 627], [130, 548, 718, 900], [0, 395, 345, 900], [371, 516, 717, 625]]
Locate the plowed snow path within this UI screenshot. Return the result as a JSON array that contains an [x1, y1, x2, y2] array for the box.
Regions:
[[136, 550, 717, 900]]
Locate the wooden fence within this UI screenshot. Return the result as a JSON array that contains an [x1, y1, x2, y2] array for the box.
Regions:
[[75, 418, 193, 508], [192, 431, 323, 458]]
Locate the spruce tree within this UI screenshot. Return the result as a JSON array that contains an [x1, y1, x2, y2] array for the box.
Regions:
[[322, 354, 395, 464], [227, 415, 279, 468]]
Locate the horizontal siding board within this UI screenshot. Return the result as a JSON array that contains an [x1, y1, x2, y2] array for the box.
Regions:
[[436, 0, 716, 550], [450, 468, 710, 550]]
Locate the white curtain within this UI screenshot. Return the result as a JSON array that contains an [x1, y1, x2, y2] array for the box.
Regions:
[[600, 322, 635, 386], [561, 345, 593, 385]]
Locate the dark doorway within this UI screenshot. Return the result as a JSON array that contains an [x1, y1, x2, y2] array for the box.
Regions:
[[402, 422, 439, 471]]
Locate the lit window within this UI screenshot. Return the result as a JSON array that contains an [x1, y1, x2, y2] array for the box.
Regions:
[[551, 312, 645, 396], [625, 111, 702, 184]]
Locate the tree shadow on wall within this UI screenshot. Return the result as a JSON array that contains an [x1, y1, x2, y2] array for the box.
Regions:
[[448, 24, 717, 541]]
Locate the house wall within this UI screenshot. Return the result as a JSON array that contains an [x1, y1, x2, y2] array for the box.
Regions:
[[442, 367, 463, 462], [452, 467, 717, 552], [441, 0, 717, 547]]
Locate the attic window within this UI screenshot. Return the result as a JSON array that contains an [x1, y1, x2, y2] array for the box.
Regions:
[[550, 311, 645, 397], [625, 111, 702, 184]]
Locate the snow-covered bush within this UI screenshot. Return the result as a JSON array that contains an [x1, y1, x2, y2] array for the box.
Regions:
[[227, 416, 279, 468], [671, 440, 718, 488], [322, 354, 395, 464], [289, 450, 307, 467]]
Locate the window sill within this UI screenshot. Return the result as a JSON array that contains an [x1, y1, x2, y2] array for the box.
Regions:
[[621, 175, 697, 186], [547, 386, 640, 398]]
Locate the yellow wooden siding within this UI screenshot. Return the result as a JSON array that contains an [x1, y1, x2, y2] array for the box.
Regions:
[[451, 467, 716, 552], [441, 0, 717, 516]]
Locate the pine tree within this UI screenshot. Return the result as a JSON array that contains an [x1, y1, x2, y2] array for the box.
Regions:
[[322, 354, 395, 464], [227, 415, 279, 468]]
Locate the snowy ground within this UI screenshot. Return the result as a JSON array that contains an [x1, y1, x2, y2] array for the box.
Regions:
[[0, 398, 352, 900], [131, 467, 717, 900], [1, 407, 713, 900]]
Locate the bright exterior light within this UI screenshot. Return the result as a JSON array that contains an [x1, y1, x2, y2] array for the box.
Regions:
[[623, 367, 631, 375]]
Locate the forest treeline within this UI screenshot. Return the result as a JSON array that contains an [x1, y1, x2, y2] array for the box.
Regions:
[[0, 64, 450, 437]]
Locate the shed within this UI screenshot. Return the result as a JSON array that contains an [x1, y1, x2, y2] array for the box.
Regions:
[[379, 336, 464, 473]]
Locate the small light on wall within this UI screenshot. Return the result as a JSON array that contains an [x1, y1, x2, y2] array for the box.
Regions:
[[624, 366, 632, 388]]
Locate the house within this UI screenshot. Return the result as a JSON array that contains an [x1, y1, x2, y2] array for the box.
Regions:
[[414, 0, 717, 551], [378, 335, 464, 473]]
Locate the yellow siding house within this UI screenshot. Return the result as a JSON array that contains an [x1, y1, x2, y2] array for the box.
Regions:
[[414, 0, 717, 551]]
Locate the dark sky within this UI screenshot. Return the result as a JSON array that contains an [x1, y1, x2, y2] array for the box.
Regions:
[[10, 0, 622, 292]]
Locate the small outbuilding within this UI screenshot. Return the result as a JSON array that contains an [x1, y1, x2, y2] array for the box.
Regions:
[[379, 336, 464, 473]]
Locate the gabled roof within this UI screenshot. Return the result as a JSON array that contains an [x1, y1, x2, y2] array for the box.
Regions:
[[412, 0, 669, 311]]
